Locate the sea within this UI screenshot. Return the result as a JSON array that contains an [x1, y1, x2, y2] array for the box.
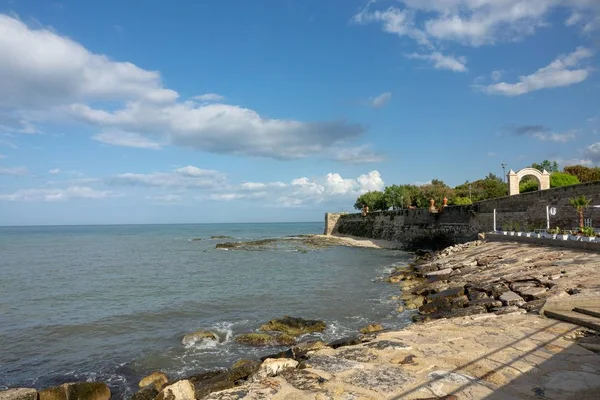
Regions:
[[0, 223, 413, 398]]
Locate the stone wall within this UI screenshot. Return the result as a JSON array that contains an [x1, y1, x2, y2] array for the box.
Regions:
[[325, 181, 600, 250]]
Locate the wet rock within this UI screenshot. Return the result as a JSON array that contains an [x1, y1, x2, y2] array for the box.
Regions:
[[139, 371, 169, 391], [211, 235, 234, 239], [419, 295, 468, 314], [255, 358, 298, 379], [235, 332, 295, 346], [259, 316, 326, 336], [343, 367, 415, 395], [426, 287, 465, 301], [39, 383, 110, 400], [182, 330, 217, 346], [295, 340, 328, 352], [328, 335, 362, 349], [259, 346, 309, 362], [132, 385, 159, 400], [188, 370, 235, 398], [499, 291, 525, 306], [190, 238, 203, 241], [279, 369, 327, 391], [364, 340, 412, 351], [397, 305, 405, 313], [215, 242, 239, 249], [0, 389, 37, 400], [467, 290, 489, 301], [414, 264, 439, 274], [229, 360, 261, 382], [414, 305, 487, 322], [360, 323, 384, 334], [156, 380, 195, 400], [305, 355, 363, 373]]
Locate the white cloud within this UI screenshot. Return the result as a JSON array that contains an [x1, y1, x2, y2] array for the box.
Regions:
[[491, 70, 503, 82], [406, 52, 468, 72], [370, 92, 392, 108], [532, 130, 577, 143], [356, 170, 385, 192], [48, 168, 61, 175], [0, 154, 5, 159], [0, 15, 364, 160], [92, 131, 162, 150], [106, 165, 226, 189], [481, 47, 593, 96], [583, 142, 600, 163], [353, 1, 600, 48], [0, 186, 118, 201], [0, 166, 27, 176], [192, 93, 225, 102], [333, 145, 386, 164], [147, 194, 181, 203], [0, 139, 18, 149], [556, 157, 593, 167]]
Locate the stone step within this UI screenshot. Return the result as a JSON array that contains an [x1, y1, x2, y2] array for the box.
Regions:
[[573, 307, 600, 319], [544, 310, 600, 332]]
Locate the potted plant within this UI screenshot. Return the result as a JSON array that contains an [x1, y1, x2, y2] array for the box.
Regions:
[[514, 222, 523, 236], [508, 221, 515, 236], [568, 230, 581, 241], [546, 227, 559, 239], [582, 226, 596, 242], [558, 229, 569, 241], [501, 223, 509, 235]]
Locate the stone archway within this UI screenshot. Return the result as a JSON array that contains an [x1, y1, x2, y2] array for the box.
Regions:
[[508, 168, 550, 196]]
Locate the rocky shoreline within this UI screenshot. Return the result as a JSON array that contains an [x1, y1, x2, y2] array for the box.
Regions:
[[3, 238, 600, 399]]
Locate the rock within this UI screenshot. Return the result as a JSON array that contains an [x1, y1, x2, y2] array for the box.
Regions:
[[397, 305, 404, 313], [426, 287, 465, 301], [360, 323, 384, 334], [255, 358, 298, 379], [215, 242, 239, 249], [188, 370, 235, 398], [305, 355, 362, 373], [515, 286, 547, 301], [419, 295, 468, 314], [520, 299, 546, 313], [335, 347, 379, 363], [235, 333, 295, 346], [468, 298, 503, 309], [425, 268, 453, 277], [476, 255, 501, 266], [414, 264, 439, 274], [343, 367, 415, 395], [279, 369, 327, 391], [494, 305, 525, 315], [0, 389, 37, 400], [477, 232, 486, 240], [328, 335, 363, 349], [468, 290, 489, 301], [139, 371, 169, 390], [132, 386, 159, 400], [182, 330, 217, 345], [229, 360, 261, 382], [259, 316, 326, 336], [211, 235, 233, 239], [391, 355, 417, 365], [365, 340, 412, 351], [156, 380, 195, 400], [295, 340, 328, 352], [499, 291, 525, 306], [38, 383, 110, 400], [190, 237, 203, 241]]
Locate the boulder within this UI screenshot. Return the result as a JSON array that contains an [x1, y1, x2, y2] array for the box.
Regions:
[[254, 358, 299, 379], [295, 340, 328, 352], [328, 335, 363, 349], [426, 287, 465, 301], [235, 332, 295, 346], [259, 316, 326, 336], [499, 291, 525, 306], [229, 360, 261, 382], [131, 385, 159, 400], [155, 380, 195, 400], [476, 255, 501, 266], [0, 389, 37, 400], [419, 295, 469, 314], [188, 371, 234, 398], [182, 329, 217, 346], [467, 290, 489, 301], [360, 323, 384, 334], [138, 371, 169, 391], [39, 382, 110, 400]]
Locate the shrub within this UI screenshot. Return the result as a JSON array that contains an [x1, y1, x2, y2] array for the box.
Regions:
[[550, 172, 580, 188]]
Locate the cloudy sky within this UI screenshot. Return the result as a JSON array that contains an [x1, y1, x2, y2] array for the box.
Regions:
[[0, 0, 599, 225]]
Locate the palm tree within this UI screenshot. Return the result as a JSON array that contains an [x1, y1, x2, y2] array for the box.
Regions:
[[569, 195, 591, 230]]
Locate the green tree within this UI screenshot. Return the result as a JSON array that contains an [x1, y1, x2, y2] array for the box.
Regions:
[[454, 173, 507, 202], [452, 197, 472, 205], [414, 180, 454, 208], [519, 179, 539, 193], [563, 165, 600, 183], [383, 185, 411, 210], [532, 160, 559, 173], [354, 191, 387, 211], [569, 195, 591, 230], [550, 172, 580, 188]]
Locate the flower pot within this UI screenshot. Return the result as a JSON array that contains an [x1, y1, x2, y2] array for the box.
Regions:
[[551, 234, 557, 240], [502, 231, 508, 235], [516, 232, 523, 237], [509, 232, 515, 236], [559, 234, 569, 241], [585, 236, 596, 242], [568, 235, 580, 241]]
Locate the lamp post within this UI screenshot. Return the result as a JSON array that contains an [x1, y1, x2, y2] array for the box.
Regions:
[[501, 163, 507, 183]]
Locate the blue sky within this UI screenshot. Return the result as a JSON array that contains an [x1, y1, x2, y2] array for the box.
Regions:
[[0, 0, 599, 225]]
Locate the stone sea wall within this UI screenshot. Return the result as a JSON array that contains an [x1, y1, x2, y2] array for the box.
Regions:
[[325, 181, 600, 249]]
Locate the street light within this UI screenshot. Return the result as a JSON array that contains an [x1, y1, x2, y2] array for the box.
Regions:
[[501, 163, 507, 183]]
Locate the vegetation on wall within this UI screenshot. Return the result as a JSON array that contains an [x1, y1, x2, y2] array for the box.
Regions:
[[353, 160, 594, 211]]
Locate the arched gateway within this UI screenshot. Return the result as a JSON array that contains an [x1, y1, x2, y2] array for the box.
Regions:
[[507, 168, 551, 196]]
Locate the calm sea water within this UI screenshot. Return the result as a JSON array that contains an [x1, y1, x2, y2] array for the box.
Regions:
[[0, 223, 412, 398]]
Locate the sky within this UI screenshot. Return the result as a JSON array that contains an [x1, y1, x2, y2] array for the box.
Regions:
[[0, 0, 599, 225]]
